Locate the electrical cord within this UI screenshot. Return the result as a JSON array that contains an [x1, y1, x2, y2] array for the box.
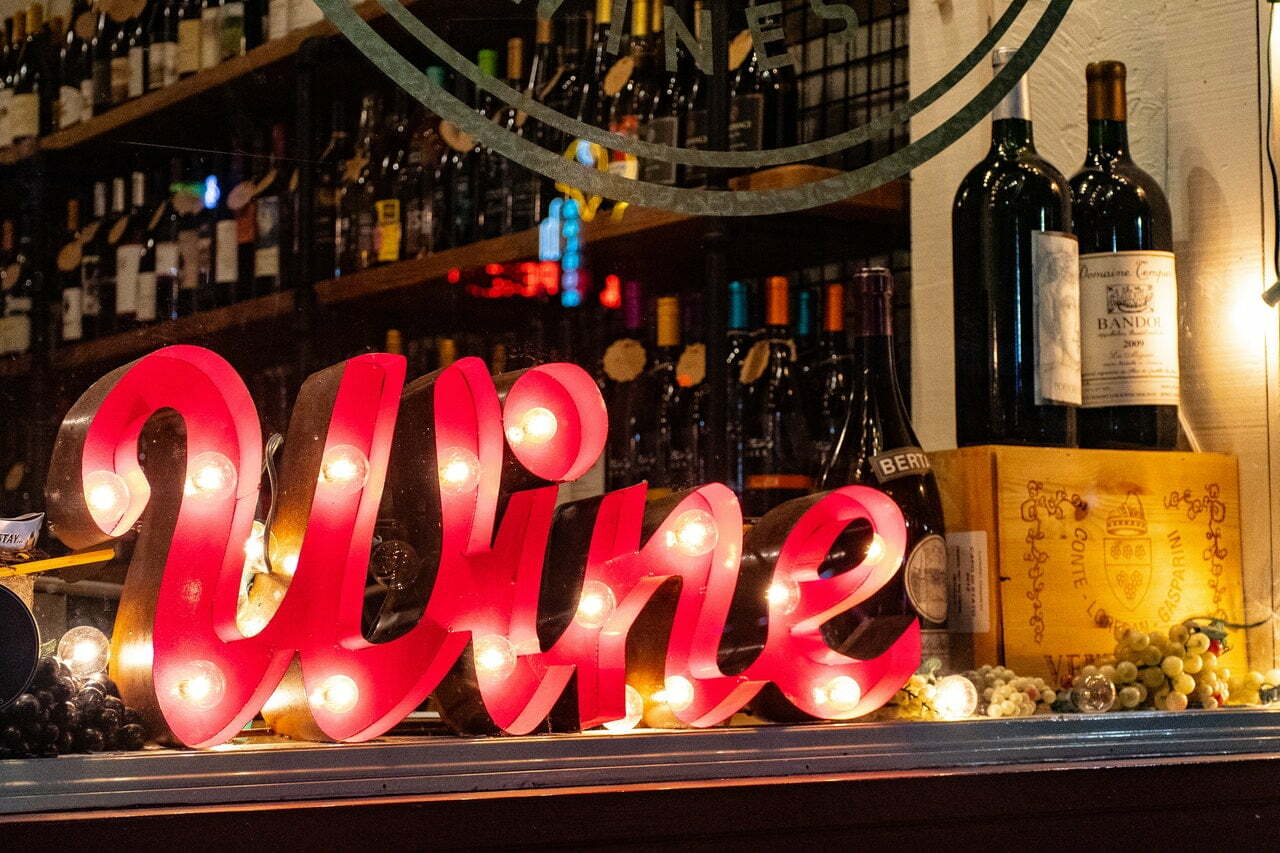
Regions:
[[260, 433, 284, 575]]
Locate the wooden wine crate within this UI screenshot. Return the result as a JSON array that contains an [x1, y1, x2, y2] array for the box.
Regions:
[[931, 446, 1247, 685]]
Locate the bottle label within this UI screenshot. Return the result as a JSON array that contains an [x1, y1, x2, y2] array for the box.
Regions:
[[603, 338, 646, 382], [215, 219, 239, 283], [1079, 250, 1180, 408], [179, 19, 202, 75], [868, 446, 931, 484], [59, 85, 84, 128], [4, 315, 29, 354], [683, 110, 709, 186], [81, 253, 101, 316], [115, 244, 145, 315], [744, 473, 813, 491], [136, 271, 157, 322], [155, 241, 180, 278], [676, 343, 706, 387], [80, 78, 95, 117], [201, 10, 222, 70], [178, 229, 200, 291], [640, 117, 678, 186], [290, 0, 325, 31], [7, 94, 38, 141], [111, 56, 131, 104], [269, 0, 289, 40], [1031, 230, 1083, 406], [356, 210, 376, 266], [404, 197, 431, 257], [374, 199, 401, 263], [62, 286, 84, 341], [729, 93, 764, 152], [128, 46, 146, 98], [255, 195, 281, 278], [0, 90, 12, 147], [220, 3, 246, 60], [904, 534, 949, 625]]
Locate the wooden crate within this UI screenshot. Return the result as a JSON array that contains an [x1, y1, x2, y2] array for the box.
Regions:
[[932, 446, 1247, 685]]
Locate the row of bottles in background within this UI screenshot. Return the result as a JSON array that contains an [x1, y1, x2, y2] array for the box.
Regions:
[[0, 0, 337, 145]]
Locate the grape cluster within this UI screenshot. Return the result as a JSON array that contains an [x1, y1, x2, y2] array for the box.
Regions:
[[965, 666, 1057, 718], [1227, 669, 1280, 706], [0, 657, 147, 759], [892, 673, 941, 720], [1094, 622, 1229, 711]]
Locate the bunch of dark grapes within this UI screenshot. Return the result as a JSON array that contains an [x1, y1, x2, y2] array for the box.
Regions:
[[0, 657, 148, 759]]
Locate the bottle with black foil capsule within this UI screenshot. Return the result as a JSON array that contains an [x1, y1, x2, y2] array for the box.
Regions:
[[480, 39, 523, 239], [58, 198, 83, 342], [807, 282, 851, 479], [373, 93, 407, 264], [953, 47, 1078, 448], [818, 267, 949, 665], [313, 100, 349, 278], [211, 152, 238, 306], [1071, 61, 1178, 450], [114, 167, 150, 331], [723, 279, 753, 496], [337, 93, 380, 274], [740, 276, 812, 518], [635, 295, 682, 497], [79, 179, 107, 338], [601, 279, 648, 491], [254, 123, 288, 292], [639, 0, 680, 187], [153, 159, 183, 320], [59, 0, 90, 128]]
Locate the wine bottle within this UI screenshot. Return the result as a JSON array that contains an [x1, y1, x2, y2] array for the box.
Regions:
[[254, 123, 288, 292], [211, 152, 238, 306], [114, 166, 149, 331], [191, 155, 216, 311], [673, 294, 707, 489], [640, 0, 680, 186], [108, 4, 129, 105], [445, 51, 492, 249], [602, 279, 648, 491], [635, 294, 682, 496], [135, 168, 164, 325], [740, 275, 812, 518], [818, 267, 949, 663], [177, 0, 200, 78], [199, 0, 220, 71], [229, 142, 255, 300], [218, 0, 244, 62], [724, 278, 752, 495], [1071, 60, 1179, 450], [79, 179, 107, 338], [606, 0, 653, 183], [313, 100, 349, 279], [58, 197, 83, 342], [571, 0, 613, 131], [480, 38, 525, 239], [682, 1, 709, 187], [337, 93, 379, 274], [807, 282, 851, 478], [403, 68, 446, 259], [8, 6, 41, 143], [126, 1, 148, 99], [148, 0, 178, 91], [793, 286, 816, 363], [373, 93, 408, 262], [0, 18, 14, 148], [95, 173, 128, 334], [2, 216, 37, 355], [58, 0, 90, 127], [953, 46, 1078, 448], [154, 158, 183, 320]]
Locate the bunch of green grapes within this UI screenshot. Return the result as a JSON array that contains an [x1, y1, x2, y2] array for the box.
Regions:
[[1100, 623, 1228, 711], [964, 665, 1056, 718], [1228, 668, 1280, 705], [892, 673, 939, 720]]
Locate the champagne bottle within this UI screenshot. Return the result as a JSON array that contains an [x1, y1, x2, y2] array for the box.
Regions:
[[1071, 61, 1179, 450], [602, 279, 647, 491], [740, 275, 812, 518], [818, 267, 949, 662], [953, 47, 1078, 448], [114, 166, 149, 330], [59, 197, 83, 342], [79, 179, 107, 338], [807, 282, 851, 478]]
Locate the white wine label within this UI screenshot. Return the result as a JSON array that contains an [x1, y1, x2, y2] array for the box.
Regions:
[[289, 0, 325, 31], [154, 241, 180, 277], [128, 46, 146, 98], [162, 41, 180, 87], [59, 85, 84, 128], [5, 316, 29, 355], [1031, 230, 1082, 407], [215, 220, 238, 283], [136, 271, 157, 322], [603, 338, 646, 383], [201, 11, 222, 70], [676, 343, 706, 388], [738, 339, 771, 385], [7, 94, 38, 141], [1079, 250, 1180, 408], [268, 0, 289, 41], [602, 56, 635, 97], [868, 446, 931, 484], [57, 241, 83, 272], [945, 530, 990, 634], [115, 244, 144, 314], [62, 287, 84, 341], [728, 30, 754, 71], [904, 534, 948, 625], [178, 19, 202, 76]]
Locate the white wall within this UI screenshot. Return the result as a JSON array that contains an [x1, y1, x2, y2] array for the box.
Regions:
[[910, 0, 1279, 665]]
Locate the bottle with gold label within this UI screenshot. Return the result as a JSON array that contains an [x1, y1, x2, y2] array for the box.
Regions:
[[602, 279, 648, 491], [634, 294, 682, 495], [436, 336, 457, 370], [740, 275, 812, 518]]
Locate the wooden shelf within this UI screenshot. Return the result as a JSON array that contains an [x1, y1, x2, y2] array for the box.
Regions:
[[0, 352, 32, 378]]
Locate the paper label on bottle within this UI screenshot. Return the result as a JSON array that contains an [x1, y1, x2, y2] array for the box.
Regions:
[[374, 199, 401, 263], [75, 10, 98, 40], [7, 94, 37, 141], [178, 229, 200, 291], [1031, 230, 1082, 407], [5, 315, 29, 354], [108, 217, 130, 245], [115, 244, 144, 314], [268, 0, 289, 41], [738, 339, 771, 384], [136, 271, 157, 322], [128, 46, 146, 98], [80, 78, 95, 118], [602, 56, 634, 97], [946, 531, 990, 633], [215, 220, 238, 283], [603, 338, 646, 382], [730, 93, 764, 152], [729, 30, 754, 71], [201, 11, 222, 70], [289, 0, 325, 31], [640, 117, 678, 186], [162, 41, 180, 87], [155, 241, 179, 277], [178, 20, 202, 75], [905, 534, 948, 625], [57, 241, 83, 272], [62, 286, 84, 341], [111, 56, 130, 104], [220, 4, 246, 61], [440, 121, 475, 153], [868, 446, 931, 484], [1079, 250, 1180, 408], [59, 85, 84, 128], [676, 344, 706, 387], [81, 252, 101, 316]]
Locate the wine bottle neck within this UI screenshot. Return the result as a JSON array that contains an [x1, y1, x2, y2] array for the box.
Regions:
[[991, 117, 1034, 154], [1087, 118, 1130, 160]]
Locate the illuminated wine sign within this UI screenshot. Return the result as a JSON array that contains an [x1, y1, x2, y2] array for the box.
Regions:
[[316, 0, 1073, 215], [45, 346, 918, 747]]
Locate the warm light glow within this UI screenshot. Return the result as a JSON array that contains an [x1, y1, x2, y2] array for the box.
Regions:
[[318, 444, 370, 494], [311, 674, 360, 714], [473, 634, 517, 680], [602, 685, 645, 732], [934, 674, 979, 720], [170, 660, 226, 710], [279, 552, 299, 578], [765, 577, 801, 615], [663, 509, 719, 557], [655, 675, 694, 712], [574, 580, 616, 629], [184, 451, 237, 499], [56, 626, 110, 679], [813, 675, 862, 718], [438, 446, 481, 495], [236, 610, 269, 638], [864, 533, 887, 566], [84, 470, 130, 530], [506, 407, 559, 446]]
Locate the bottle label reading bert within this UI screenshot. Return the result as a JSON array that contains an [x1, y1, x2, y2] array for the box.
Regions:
[[1079, 250, 1180, 408], [1031, 230, 1082, 406], [904, 534, 948, 625], [869, 446, 931, 484]]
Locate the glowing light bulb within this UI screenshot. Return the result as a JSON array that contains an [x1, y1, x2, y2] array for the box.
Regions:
[[170, 660, 225, 710], [813, 675, 862, 718], [184, 451, 237, 500], [83, 470, 130, 530], [765, 577, 800, 615], [473, 634, 517, 680], [279, 552, 299, 578], [656, 675, 694, 712], [318, 444, 370, 494], [863, 533, 887, 566], [438, 447, 481, 495], [663, 509, 718, 557], [506, 407, 559, 446], [934, 674, 979, 720], [602, 685, 645, 732], [574, 580, 616, 629], [311, 674, 360, 715], [56, 626, 110, 679], [236, 610, 269, 638]]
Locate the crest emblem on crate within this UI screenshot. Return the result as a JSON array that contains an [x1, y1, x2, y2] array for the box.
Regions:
[[1104, 492, 1152, 609]]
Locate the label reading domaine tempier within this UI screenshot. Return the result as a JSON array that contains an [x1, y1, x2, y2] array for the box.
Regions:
[[1080, 250, 1179, 408], [869, 446, 931, 484], [1032, 231, 1081, 406]]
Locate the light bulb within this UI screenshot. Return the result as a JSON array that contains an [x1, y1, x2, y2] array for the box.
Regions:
[[656, 675, 694, 712], [243, 521, 267, 562], [602, 684, 645, 732], [56, 626, 110, 679], [279, 552, 299, 578], [663, 509, 718, 557], [311, 674, 360, 715], [169, 660, 225, 710], [864, 533, 887, 566], [813, 675, 862, 718], [934, 674, 979, 720], [765, 577, 800, 615], [184, 451, 237, 500], [1071, 673, 1117, 713], [318, 444, 370, 494], [506, 407, 559, 446], [438, 447, 481, 495], [473, 634, 517, 681], [574, 580, 616, 629], [83, 470, 130, 530]]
